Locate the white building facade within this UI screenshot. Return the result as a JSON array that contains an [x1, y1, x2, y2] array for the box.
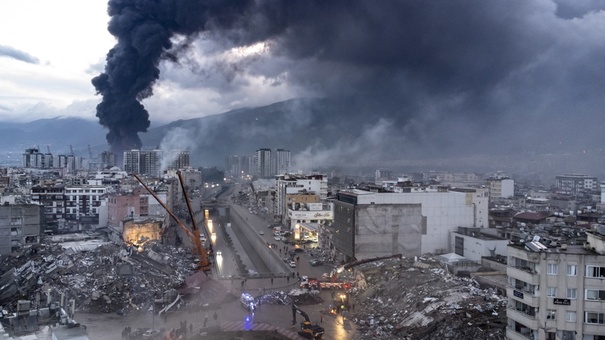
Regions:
[[274, 173, 328, 223], [329, 186, 489, 260]]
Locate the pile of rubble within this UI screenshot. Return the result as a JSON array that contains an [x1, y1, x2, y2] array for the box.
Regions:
[[350, 256, 507, 340], [258, 289, 323, 306], [0, 239, 203, 315]]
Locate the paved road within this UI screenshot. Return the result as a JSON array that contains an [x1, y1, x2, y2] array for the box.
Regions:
[[78, 182, 359, 340], [78, 275, 359, 340]]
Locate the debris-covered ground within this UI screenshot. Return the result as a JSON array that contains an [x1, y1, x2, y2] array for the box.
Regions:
[[349, 256, 507, 340], [258, 289, 323, 306], [0, 239, 210, 315]]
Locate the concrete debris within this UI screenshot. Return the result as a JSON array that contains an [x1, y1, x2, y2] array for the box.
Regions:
[[258, 289, 324, 306], [349, 256, 507, 340], [0, 240, 204, 315]]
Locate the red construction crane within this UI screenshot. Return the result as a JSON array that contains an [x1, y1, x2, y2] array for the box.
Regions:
[[132, 172, 210, 272]]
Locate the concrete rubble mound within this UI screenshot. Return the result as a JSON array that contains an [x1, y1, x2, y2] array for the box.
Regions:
[[0, 240, 209, 315], [350, 256, 507, 340], [259, 289, 323, 306]]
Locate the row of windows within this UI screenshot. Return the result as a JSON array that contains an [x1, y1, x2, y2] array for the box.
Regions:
[[546, 288, 605, 300], [65, 189, 105, 194], [546, 264, 605, 278], [544, 311, 605, 324]]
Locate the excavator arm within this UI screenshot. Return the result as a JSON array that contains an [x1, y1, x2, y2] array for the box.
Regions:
[[292, 303, 311, 324], [132, 173, 210, 271]]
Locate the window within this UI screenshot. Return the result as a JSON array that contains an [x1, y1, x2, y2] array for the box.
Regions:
[[565, 311, 576, 322], [567, 264, 577, 276], [546, 309, 556, 320], [567, 288, 577, 299], [585, 312, 605, 324], [547, 287, 557, 297], [547, 263, 558, 275], [586, 266, 605, 278], [585, 289, 605, 301]]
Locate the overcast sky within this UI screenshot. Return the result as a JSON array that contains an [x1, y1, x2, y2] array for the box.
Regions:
[[2, 0, 605, 161]]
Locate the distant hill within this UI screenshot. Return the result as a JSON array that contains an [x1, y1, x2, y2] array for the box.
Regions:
[[1, 98, 604, 180], [140, 97, 363, 167], [0, 117, 107, 157], [0, 98, 360, 167]]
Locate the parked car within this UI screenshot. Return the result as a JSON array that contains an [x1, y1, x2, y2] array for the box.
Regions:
[[274, 236, 281, 241], [289, 261, 297, 268], [259, 231, 264, 235]]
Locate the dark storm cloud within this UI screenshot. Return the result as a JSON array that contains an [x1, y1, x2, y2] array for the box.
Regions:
[[95, 0, 605, 167], [230, 0, 605, 159], [553, 0, 605, 19], [0, 45, 39, 64]]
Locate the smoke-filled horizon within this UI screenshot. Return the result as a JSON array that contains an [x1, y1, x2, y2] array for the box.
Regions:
[[93, 0, 605, 167]]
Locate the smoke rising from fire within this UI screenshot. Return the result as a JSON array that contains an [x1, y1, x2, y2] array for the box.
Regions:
[[92, 0, 253, 156], [93, 0, 605, 172]]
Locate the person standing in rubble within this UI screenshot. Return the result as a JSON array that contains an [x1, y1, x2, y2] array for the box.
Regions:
[[204, 314, 208, 328]]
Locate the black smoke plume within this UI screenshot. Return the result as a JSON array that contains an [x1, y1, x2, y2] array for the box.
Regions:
[[92, 0, 253, 157], [93, 0, 605, 170]]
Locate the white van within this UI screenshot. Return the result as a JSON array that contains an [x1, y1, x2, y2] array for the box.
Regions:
[[240, 293, 256, 313]]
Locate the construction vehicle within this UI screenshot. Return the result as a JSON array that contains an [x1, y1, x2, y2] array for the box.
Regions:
[[292, 304, 324, 339], [300, 276, 320, 290], [132, 172, 210, 271]]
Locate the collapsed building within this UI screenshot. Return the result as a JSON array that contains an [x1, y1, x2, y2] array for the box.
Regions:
[[0, 236, 221, 320], [347, 256, 508, 340]]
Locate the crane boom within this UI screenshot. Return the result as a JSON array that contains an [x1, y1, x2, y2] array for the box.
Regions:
[[176, 170, 211, 258], [132, 173, 210, 271]]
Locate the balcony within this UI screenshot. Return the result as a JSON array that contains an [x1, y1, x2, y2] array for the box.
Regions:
[[508, 266, 540, 285], [507, 307, 539, 329], [507, 286, 539, 306], [506, 328, 531, 340]]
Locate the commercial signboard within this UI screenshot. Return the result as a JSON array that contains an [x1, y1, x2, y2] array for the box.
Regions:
[[289, 210, 333, 220], [307, 203, 323, 211]]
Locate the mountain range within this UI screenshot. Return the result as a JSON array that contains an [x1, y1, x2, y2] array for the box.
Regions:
[[1, 97, 604, 181]]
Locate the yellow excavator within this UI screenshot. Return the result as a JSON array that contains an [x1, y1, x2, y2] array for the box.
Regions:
[[292, 303, 324, 339]]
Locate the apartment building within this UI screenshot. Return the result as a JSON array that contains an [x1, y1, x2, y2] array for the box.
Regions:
[[30, 185, 65, 228], [254, 148, 272, 178], [0, 204, 42, 254], [123, 149, 162, 177], [555, 174, 598, 195], [273, 149, 291, 176], [275, 173, 328, 224], [487, 177, 515, 199], [506, 229, 605, 340], [64, 185, 107, 222]]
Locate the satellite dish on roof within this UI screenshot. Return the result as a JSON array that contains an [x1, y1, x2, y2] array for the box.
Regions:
[[532, 235, 541, 243]]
